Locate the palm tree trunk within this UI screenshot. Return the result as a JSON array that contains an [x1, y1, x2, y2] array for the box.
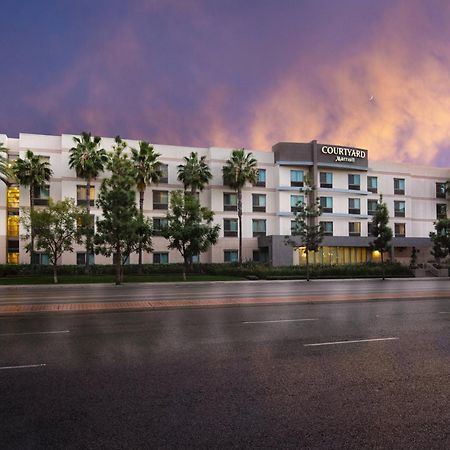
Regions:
[[138, 190, 144, 272], [85, 179, 91, 274], [306, 250, 310, 281], [30, 185, 34, 264], [238, 189, 243, 266]]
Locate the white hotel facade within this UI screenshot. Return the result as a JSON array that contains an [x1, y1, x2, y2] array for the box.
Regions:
[[0, 133, 448, 267]]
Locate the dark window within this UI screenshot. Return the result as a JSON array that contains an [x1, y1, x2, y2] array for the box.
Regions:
[[77, 214, 95, 232], [252, 194, 266, 212], [159, 164, 168, 183], [290, 170, 304, 187], [394, 200, 405, 217], [437, 203, 447, 219], [153, 217, 168, 236], [348, 174, 360, 191], [223, 218, 238, 237], [76, 252, 95, 265], [436, 182, 446, 199], [256, 169, 266, 187], [320, 221, 333, 236], [290, 194, 304, 213], [320, 172, 333, 188], [368, 222, 374, 236], [367, 199, 378, 216], [224, 192, 237, 211], [224, 250, 238, 263], [394, 223, 406, 237], [290, 220, 297, 235], [153, 190, 169, 210], [7, 239, 19, 252], [320, 197, 333, 213], [33, 185, 50, 206], [76, 185, 95, 206], [349, 222, 361, 236], [253, 249, 268, 263], [153, 252, 169, 264], [367, 176, 378, 193], [31, 253, 49, 265], [252, 219, 266, 237], [394, 178, 405, 195], [348, 198, 360, 215]]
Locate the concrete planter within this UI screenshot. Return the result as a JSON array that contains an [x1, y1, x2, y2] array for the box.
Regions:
[[413, 268, 426, 277]]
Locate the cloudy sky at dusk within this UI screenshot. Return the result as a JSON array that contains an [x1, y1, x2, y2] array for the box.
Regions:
[[1, 0, 450, 166]]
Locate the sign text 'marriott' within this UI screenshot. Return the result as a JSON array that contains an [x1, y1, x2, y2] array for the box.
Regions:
[[321, 145, 367, 164]]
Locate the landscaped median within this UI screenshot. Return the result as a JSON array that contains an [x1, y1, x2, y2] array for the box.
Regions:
[[0, 262, 413, 285]]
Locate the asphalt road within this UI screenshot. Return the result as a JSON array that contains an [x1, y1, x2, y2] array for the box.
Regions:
[[1, 292, 450, 449]]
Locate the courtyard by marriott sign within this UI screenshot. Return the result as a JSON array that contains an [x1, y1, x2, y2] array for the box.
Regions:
[[320, 144, 368, 164]]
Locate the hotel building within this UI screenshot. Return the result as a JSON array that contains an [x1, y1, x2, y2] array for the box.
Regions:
[[0, 133, 448, 266]]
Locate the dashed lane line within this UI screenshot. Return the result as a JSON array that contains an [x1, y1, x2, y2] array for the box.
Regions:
[[304, 337, 400, 347]]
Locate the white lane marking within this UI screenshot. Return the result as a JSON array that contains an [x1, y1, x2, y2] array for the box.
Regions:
[[0, 364, 47, 371], [0, 330, 70, 337], [304, 337, 399, 347], [243, 318, 318, 324]]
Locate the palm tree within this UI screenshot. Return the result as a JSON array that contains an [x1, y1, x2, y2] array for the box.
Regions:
[[177, 152, 212, 195], [0, 142, 13, 186], [69, 132, 107, 272], [222, 148, 258, 265], [130, 141, 162, 268], [13, 150, 53, 260]]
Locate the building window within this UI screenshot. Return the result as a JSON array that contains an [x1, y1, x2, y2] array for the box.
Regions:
[[31, 253, 49, 265], [223, 218, 238, 237], [7, 186, 20, 209], [224, 250, 238, 263], [252, 219, 266, 237], [160, 164, 169, 183], [290, 170, 304, 187], [367, 176, 378, 193], [437, 203, 447, 219], [368, 222, 374, 236], [7, 252, 19, 264], [76, 185, 95, 206], [256, 169, 266, 187], [436, 182, 447, 199], [349, 222, 361, 236], [33, 185, 50, 206], [153, 252, 169, 264], [320, 221, 333, 236], [223, 192, 237, 211], [153, 217, 168, 236], [77, 214, 95, 233], [7, 212, 19, 237], [348, 198, 361, 215], [7, 239, 19, 253], [252, 194, 266, 212], [76, 252, 95, 265], [394, 178, 405, 195], [290, 194, 304, 213], [367, 199, 378, 216], [320, 172, 333, 188], [153, 190, 169, 210], [252, 250, 268, 263], [348, 174, 360, 190], [320, 197, 333, 213], [394, 200, 406, 217], [394, 223, 406, 237]]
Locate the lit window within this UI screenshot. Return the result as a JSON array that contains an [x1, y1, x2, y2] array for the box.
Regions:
[[153, 190, 169, 210], [7, 186, 20, 209], [76, 185, 95, 206], [349, 222, 361, 236], [7, 213, 19, 237], [394, 223, 406, 237]]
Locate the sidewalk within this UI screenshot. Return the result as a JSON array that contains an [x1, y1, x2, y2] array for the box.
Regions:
[[1, 289, 449, 315]]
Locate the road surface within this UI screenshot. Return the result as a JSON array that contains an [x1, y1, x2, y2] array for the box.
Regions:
[[1, 280, 450, 448]]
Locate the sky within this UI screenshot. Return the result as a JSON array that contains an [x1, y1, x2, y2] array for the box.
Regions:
[[1, 0, 450, 166]]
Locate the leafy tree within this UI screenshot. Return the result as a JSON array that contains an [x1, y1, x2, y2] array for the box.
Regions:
[[13, 150, 53, 259], [94, 138, 153, 285], [0, 142, 13, 186], [69, 132, 107, 272], [369, 195, 393, 280], [285, 177, 324, 281], [21, 199, 84, 283], [429, 217, 450, 266], [177, 151, 212, 195], [162, 191, 220, 281], [130, 141, 162, 268], [222, 148, 258, 265]]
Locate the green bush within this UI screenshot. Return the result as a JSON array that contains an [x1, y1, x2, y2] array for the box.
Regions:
[[0, 261, 413, 279]]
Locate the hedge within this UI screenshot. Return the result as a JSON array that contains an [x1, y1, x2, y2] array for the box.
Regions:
[[0, 262, 413, 279]]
